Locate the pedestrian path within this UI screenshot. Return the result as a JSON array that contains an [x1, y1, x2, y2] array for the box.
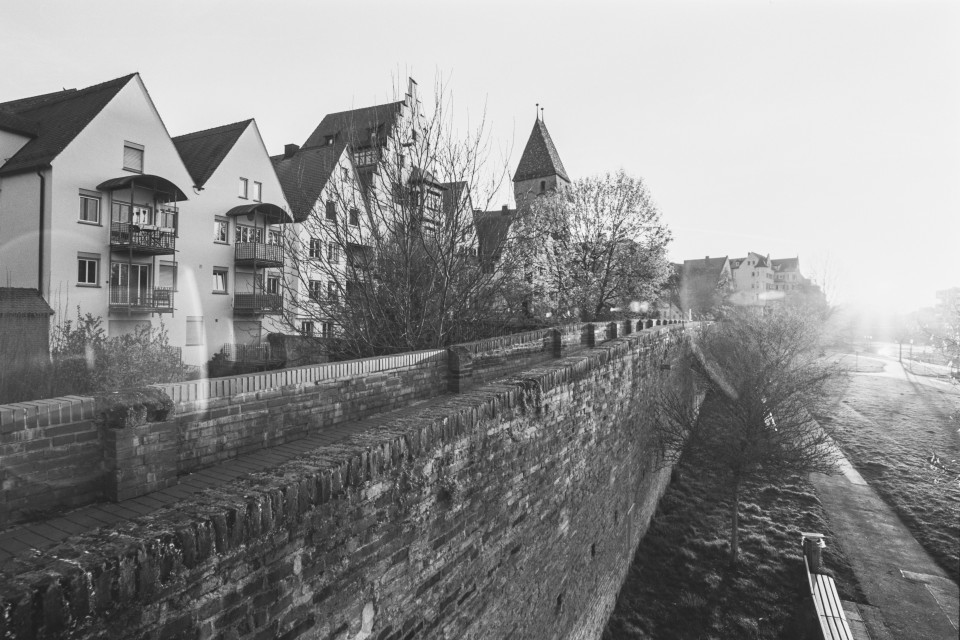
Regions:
[[0, 393, 453, 569], [811, 454, 959, 640]]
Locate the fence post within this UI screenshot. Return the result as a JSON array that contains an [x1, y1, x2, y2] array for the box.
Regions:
[[607, 322, 618, 340], [802, 533, 825, 573], [583, 324, 596, 348], [551, 328, 564, 358], [447, 346, 473, 393]]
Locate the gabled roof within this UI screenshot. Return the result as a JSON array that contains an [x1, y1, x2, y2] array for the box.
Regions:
[[0, 288, 54, 316], [302, 101, 403, 150], [440, 181, 468, 219], [173, 119, 251, 188], [514, 119, 569, 183], [682, 256, 729, 281], [771, 257, 799, 272], [0, 74, 136, 176], [475, 208, 515, 263], [271, 145, 342, 222]]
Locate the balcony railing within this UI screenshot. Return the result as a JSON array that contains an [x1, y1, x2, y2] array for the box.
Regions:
[[110, 222, 176, 254], [234, 242, 283, 267], [233, 293, 282, 314], [109, 286, 174, 313], [220, 342, 286, 364]]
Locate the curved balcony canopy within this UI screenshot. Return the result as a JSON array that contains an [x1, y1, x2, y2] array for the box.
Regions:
[[96, 174, 188, 202], [225, 202, 291, 224]]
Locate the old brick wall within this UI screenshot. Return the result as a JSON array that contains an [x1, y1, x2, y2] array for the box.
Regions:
[[0, 325, 694, 640]]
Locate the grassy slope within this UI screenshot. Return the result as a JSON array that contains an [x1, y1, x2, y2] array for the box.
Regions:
[[817, 368, 960, 579], [603, 463, 863, 640]]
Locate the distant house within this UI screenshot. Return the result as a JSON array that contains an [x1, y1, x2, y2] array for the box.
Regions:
[[678, 256, 732, 318]]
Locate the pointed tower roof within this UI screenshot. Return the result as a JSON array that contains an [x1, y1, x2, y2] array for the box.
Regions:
[[513, 118, 569, 183]]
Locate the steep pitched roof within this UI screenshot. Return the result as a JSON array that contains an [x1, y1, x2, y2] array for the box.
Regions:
[[771, 257, 799, 272], [0, 288, 54, 316], [682, 256, 729, 280], [440, 181, 468, 218], [271, 145, 342, 222], [302, 102, 403, 150], [514, 119, 569, 183], [173, 119, 251, 188], [475, 208, 515, 263], [0, 74, 136, 176]]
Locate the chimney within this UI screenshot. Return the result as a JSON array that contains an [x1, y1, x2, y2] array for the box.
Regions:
[[502, 205, 511, 216], [705, 256, 710, 260], [284, 144, 300, 159]]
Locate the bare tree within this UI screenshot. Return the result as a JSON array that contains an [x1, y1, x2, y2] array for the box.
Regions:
[[507, 170, 672, 322], [272, 78, 520, 359], [657, 306, 843, 564]]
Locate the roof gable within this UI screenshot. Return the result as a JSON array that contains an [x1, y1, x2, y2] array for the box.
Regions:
[[173, 119, 251, 188], [475, 208, 515, 263], [302, 101, 403, 150], [0, 74, 136, 176], [271, 145, 345, 222], [514, 119, 569, 183], [682, 256, 729, 281]]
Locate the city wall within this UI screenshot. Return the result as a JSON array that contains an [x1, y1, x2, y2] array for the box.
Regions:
[[0, 319, 695, 639]]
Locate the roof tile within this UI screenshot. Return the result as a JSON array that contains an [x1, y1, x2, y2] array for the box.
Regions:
[[173, 120, 251, 188]]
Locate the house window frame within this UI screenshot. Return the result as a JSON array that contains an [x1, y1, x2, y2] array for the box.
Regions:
[[321, 321, 334, 338], [327, 242, 340, 263], [79, 191, 101, 225], [349, 208, 360, 226], [308, 279, 323, 302], [212, 267, 229, 294], [77, 253, 100, 287], [309, 237, 322, 259], [159, 260, 178, 292], [300, 320, 315, 336], [186, 316, 204, 346], [235, 225, 264, 244], [123, 142, 144, 173], [252, 181, 262, 202], [214, 217, 230, 244], [327, 281, 338, 303], [325, 200, 337, 221], [238, 177, 249, 199], [266, 275, 280, 295]]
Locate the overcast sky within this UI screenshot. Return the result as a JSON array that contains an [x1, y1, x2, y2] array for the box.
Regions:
[[3, 0, 957, 313]]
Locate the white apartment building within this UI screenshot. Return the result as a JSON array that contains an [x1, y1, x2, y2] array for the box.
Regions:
[[0, 74, 290, 367]]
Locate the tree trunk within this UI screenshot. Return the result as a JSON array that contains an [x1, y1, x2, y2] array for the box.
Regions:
[[729, 479, 740, 565]]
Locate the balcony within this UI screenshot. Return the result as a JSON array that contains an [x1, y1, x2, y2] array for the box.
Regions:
[[234, 242, 283, 268], [110, 222, 176, 255], [109, 286, 174, 313], [233, 293, 282, 315], [220, 342, 286, 365]]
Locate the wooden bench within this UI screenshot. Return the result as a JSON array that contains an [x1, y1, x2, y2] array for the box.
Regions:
[[801, 532, 854, 640]]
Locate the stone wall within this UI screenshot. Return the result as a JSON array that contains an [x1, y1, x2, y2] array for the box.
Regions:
[[0, 322, 695, 640]]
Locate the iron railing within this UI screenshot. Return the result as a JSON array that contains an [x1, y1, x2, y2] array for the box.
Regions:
[[233, 293, 282, 314], [110, 221, 176, 253], [220, 342, 286, 364], [234, 242, 283, 266], [108, 286, 174, 312]]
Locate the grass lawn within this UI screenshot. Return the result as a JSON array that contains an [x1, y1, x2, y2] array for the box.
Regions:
[[603, 462, 863, 639], [816, 365, 960, 579]]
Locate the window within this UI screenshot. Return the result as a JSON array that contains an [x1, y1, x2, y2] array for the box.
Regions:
[[212, 267, 228, 293], [327, 242, 340, 263], [79, 192, 100, 224], [300, 321, 315, 336], [540, 180, 546, 193], [308, 280, 323, 302], [342, 168, 349, 180], [327, 281, 338, 303], [325, 135, 336, 146], [309, 237, 322, 258], [322, 321, 334, 338], [268, 229, 281, 245], [252, 181, 262, 202], [214, 217, 229, 243], [235, 225, 264, 244], [266, 276, 279, 295], [123, 142, 144, 173], [349, 208, 359, 226], [325, 201, 336, 221], [425, 191, 441, 211], [239, 178, 248, 199], [354, 147, 377, 167], [159, 261, 177, 291], [186, 316, 204, 346], [77, 255, 99, 286]]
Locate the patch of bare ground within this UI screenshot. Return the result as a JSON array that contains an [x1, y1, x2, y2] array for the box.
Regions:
[[816, 367, 960, 580], [602, 462, 864, 639]]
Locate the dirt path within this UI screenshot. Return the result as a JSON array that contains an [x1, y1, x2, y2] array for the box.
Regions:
[[811, 354, 959, 639]]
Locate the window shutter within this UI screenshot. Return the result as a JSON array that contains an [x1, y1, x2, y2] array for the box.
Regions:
[[123, 145, 143, 172]]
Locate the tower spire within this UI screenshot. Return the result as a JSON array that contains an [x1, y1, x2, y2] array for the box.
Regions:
[[536, 103, 539, 121]]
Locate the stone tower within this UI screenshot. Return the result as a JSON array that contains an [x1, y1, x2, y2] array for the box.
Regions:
[[513, 116, 570, 212]]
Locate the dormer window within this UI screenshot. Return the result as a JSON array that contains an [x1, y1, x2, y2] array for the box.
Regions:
[[540, 180, 546, 193], [325, 135, 335, 146]]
